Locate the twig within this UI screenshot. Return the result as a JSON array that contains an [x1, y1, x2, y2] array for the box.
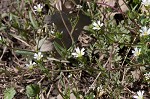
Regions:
[[59, 12, 74, 43], [85, 72, 101, 94], [97, 2, 124, 14]]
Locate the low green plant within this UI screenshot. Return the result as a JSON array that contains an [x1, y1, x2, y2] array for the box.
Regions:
[[1, 0, 150, 98]]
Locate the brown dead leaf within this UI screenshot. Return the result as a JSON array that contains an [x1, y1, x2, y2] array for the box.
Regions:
[[35, 37, 54, 52], [57, 94, 63, 99], [40, 39, 54, 52], [97, 0, 128, 12], [131, 69, 141, 81], [118, 0, 129, 12], [70, 93, 76, 99]]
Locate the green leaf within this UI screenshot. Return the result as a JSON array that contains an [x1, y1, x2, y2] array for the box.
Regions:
[[26, 84, 40, 97], [4, 87, 16, 99], [15, 50, 34, 55], [53, 41, 66, 57], [29, 11, 38, 29]]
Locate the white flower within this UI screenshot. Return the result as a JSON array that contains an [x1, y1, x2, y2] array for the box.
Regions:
[[139, 26, 150, 36], [92, 20, 103, 30], [142, 0, 150, 6], [144, 72, 150, 80], [72, 47, 85, 58], [76, 5, 82, 9], [51, 30, 55, 34], [132, 47, 141, 57], [34, 52, 43, 60], [97, 85, 105, 97], [68, 74, 72, 78], [26, 61, 36, 69], [0, 36, 3, 43], [34, 4, 43, 12], [133, 90, 144, 99], [0, 36, 2, 41]]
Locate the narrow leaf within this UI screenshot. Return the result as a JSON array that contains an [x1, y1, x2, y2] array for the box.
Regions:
[[29, 11, 38, 29], [53, 41, 66, 56]]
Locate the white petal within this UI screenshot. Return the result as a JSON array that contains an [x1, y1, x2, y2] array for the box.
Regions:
[[143, 26, 147, 32], [34, 6, 37, 9], [137, 91, 141, 96], [81, 48, 85, 52], [38, 52, 42, 56], [134, 47, 138, 51], [100, 23, 104, 27], [25, 64, 29, 67], [34, 53, 38, 57], [29, 61, 32, 64], [72, 53, 77, 56], [137, 90, 144, 96], [33, 62, 36, 65], [76, 47, 80, 53], [133, 95, 139, 99], [132, 50, 135, 54], [38, 52, 41, 55], [97, 20, 101, 26], [147, 29, 150, 34], [40, 5, 43, 9], [141, 91, 144, 95], [139, 48, 141, 52], [93, 27, 99, 30], [92, 22, 97, 26], [139, 29, 143, 33], [82, 52, 85, 55], [37, 4, 41, 8]]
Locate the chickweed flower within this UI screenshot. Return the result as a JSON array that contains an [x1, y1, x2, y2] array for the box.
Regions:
[[51, 30, 55, 34], [92, 20, 103, 30], [34, 4, 43, 13], [144, 72, 150, 80], [34, 52, 43, 60], [97, 85, 105, 97], [139, 26, 150, 36], [132, 47, 141, 57], [133, 90, 144, 99], [72, 47, 85, 58], [26, 61, 36, 69], [142, 0, 150, 6], [76, 5, 82, 9]]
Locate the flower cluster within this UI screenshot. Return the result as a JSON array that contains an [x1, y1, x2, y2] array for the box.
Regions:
[[34, 52, 43, 60], [34, 4, 43, 13], [133, 90, 144, 99], [25, 61, 36, 69], [142, 0, 150, 6], [76, 5, 82, 9], [72, 47, 85, 58], [139, 26, 150, 37], [144, 72, 150, 80], [132, 47, 141, 57], [26, 52, 43, 69], [92, 20, 103, 30], [97, 85, 105, 97]]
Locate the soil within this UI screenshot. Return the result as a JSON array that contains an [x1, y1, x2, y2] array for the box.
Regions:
[[0, 0, 12, 14]]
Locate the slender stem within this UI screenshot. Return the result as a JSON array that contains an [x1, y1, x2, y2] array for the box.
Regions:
[[59, 12, 74, 44], [97, 2, 124, 14]]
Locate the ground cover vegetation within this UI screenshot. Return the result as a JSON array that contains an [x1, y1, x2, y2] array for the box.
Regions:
[[0, 0, 150, 98]]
